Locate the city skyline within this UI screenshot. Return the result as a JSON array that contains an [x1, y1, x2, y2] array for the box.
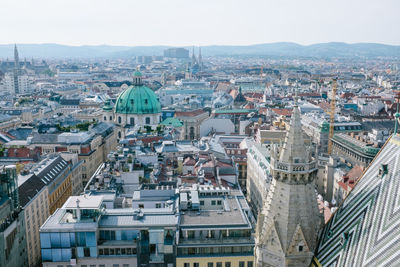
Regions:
[[1, 0, 399, 46]]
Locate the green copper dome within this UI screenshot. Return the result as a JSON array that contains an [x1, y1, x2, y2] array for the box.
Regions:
[[114, 85, 161, 115], [320, 120, 330, 133], [103, 99, 113, 111]]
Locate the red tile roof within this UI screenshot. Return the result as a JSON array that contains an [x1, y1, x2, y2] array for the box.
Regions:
[[339, 165, 364, 191], [271, 108, 292, 117], [175, 109, 207, 117]]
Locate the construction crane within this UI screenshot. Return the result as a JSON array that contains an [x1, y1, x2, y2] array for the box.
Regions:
[[328, 78, 337, 154]]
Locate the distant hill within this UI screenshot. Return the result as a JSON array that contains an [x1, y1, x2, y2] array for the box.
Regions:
[[0, 42, 399, 59]]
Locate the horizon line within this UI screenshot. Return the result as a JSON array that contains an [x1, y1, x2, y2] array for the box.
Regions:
[[0, 41, 400, 47]]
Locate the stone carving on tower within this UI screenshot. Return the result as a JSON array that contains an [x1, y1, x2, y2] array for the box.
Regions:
[[255, 93, 323, 267]]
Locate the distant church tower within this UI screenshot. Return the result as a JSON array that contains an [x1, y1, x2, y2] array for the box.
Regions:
[[191, 46, 197, 67], [198, 47, 203, 71], [255, 93, 323, 267], [13, 44, 20, 94]]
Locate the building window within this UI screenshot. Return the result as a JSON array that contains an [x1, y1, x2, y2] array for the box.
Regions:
[[298, 245, 303, 252], [208, 263, 214, 267], [118, 116, 121, 124], [145, 117, 151, 124], [84, 247, 90, 257], [217, 200, 222, 205], [211, 200, 216, 205], [118, 131, 121, 138], [193, 264, 199, 267], [110, 115, 112, 120], [103, 116, 107, 121], [200, 200, 204, 206], [130, 117, 135, 125], [155, 203, 161, 208], [139, 204, 144, 209], [150, 244, 156, 254], [247, 261, 253, 267], [217, 263, 222, 267], [184, 264, 190, 267], [189, 126, 195, 140], [239, 262, 245, 267], [225, 263, 231, 267], [144, 99, 148, 104]]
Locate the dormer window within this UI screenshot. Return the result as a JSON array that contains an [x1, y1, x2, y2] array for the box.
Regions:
[[145, 99, 148, 104]]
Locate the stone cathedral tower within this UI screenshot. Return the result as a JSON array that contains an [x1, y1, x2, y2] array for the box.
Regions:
[[13, 44, 20, 94], [255, 94, 323, 267]]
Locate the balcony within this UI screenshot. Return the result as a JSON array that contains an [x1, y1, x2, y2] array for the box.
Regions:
[[150, 253, 164, 263], [97, 239, 137, 247], [178, 236, 254, 245], [164, 237, 174, 246]]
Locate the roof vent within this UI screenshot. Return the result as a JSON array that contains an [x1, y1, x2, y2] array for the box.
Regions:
[[379, 164, 388, 177]]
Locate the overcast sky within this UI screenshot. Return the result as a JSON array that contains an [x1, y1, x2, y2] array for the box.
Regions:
[[1, 0, 399, 46]]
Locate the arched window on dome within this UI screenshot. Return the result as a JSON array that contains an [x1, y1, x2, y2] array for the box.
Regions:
[[118, 116, 121, 124], [118, 131, 121, 138], [110, 116, 112, 121], [103, 116, 106, 121], [145, 117, 151, 124]]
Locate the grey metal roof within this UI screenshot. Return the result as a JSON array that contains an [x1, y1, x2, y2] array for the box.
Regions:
[[31, 133, 59, 144], [99, 214, 178, 228]]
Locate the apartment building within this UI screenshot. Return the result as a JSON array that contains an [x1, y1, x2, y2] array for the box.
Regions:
[[28, 122, 116, 186], [18, 155, 82, 266], [39, 185, 255, 267], [0, 165, 28, 267]]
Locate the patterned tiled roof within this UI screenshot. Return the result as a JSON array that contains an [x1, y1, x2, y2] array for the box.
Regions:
[[312, 134, 400, 266]]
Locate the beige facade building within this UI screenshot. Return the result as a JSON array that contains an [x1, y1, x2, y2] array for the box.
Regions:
[[175, 109, 209, 140], [246, 143, 272, 216], [22, 184, 49, 267], [18, 155, 82, 267], [28, 122, 116, 187]]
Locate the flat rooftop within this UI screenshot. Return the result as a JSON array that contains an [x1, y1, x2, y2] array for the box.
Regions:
[[40, 209, 98, 232], [180, 197, 251, 229], [99, 213, 179, 228], [63, 195, 103, 209]]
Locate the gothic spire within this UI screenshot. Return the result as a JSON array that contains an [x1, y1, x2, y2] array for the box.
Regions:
[[191, 46, 197, 67], [198, 46, 203, 69], [279, 90, 307, 163], [14, 44, 19, 70]]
